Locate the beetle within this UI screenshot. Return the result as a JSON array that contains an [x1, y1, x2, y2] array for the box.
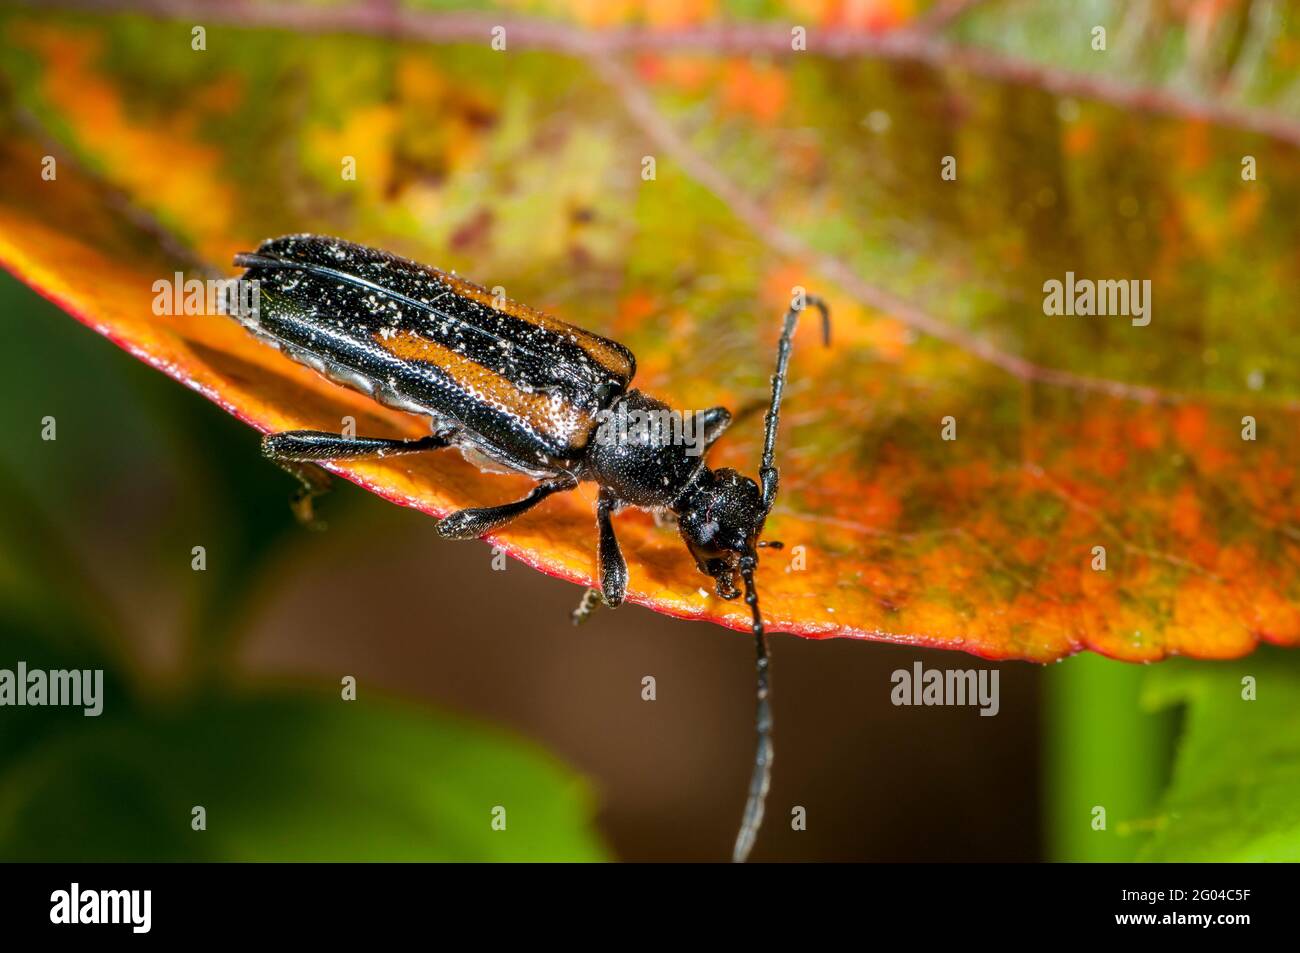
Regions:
[[231, 235, 829, 862]]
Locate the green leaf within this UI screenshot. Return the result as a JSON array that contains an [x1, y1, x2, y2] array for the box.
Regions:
[[0, 692, 606, 861], [1138, 648, 1300, 860], [1044, 653, 1176, 861]]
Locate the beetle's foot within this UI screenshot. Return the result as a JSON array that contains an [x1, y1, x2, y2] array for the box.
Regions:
[[435, 510, 486, 540], [599, 573, 626, 608], [716, 574, 741, 600], [276, 461, 332, 531], [437, 478, 577, 541], [599, 561, 627, 608], [571, 587, 603, 626], [289, 488, 328, 532]]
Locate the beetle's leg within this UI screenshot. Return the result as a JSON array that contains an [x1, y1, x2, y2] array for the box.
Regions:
[[596, 486, 628, 608], [700, 406, 733, 452], [262, 430, 452, 528], [570, 587, 603, 626], [436, 475, 578, 540], [263, 430, 453, 462], [572, 485, 633, 619]]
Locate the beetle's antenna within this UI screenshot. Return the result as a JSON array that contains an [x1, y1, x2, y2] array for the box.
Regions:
[[732, 552, 771, 864], [733, 295, 830, 862], [759, 296, 830, 512]]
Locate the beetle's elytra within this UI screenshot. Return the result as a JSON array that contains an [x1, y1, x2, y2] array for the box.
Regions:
[[233, 235, 829, 861]]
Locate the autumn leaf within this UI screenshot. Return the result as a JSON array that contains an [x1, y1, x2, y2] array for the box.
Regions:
[[0, 3, 1297, 663]]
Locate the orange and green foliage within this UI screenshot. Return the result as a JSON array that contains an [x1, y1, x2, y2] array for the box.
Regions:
[[0, 1, 1297, 662]]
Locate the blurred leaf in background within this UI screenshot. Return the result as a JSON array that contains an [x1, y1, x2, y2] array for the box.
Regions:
[[0, 691, 604, 862], [1138, 648, 1300, 861], [1043, 654, 1177, 862]]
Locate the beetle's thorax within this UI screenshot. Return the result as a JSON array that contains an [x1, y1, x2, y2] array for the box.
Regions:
[[581, 390, 707, 508]]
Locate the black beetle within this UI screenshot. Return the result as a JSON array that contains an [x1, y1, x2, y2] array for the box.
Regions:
[[232, 235, 829, 861]]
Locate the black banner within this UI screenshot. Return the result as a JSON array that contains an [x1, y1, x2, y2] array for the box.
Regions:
[[0, 862, 1288, 940]]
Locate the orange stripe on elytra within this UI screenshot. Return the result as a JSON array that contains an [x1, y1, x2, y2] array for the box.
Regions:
[[375, 329, 593, 444], [437, 272, 634, 381]]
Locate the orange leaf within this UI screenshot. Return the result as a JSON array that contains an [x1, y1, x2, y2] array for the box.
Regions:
[[2, 8, 1298, 664]]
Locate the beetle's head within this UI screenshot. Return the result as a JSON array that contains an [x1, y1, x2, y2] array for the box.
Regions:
[[676, 467, 767, 599]]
